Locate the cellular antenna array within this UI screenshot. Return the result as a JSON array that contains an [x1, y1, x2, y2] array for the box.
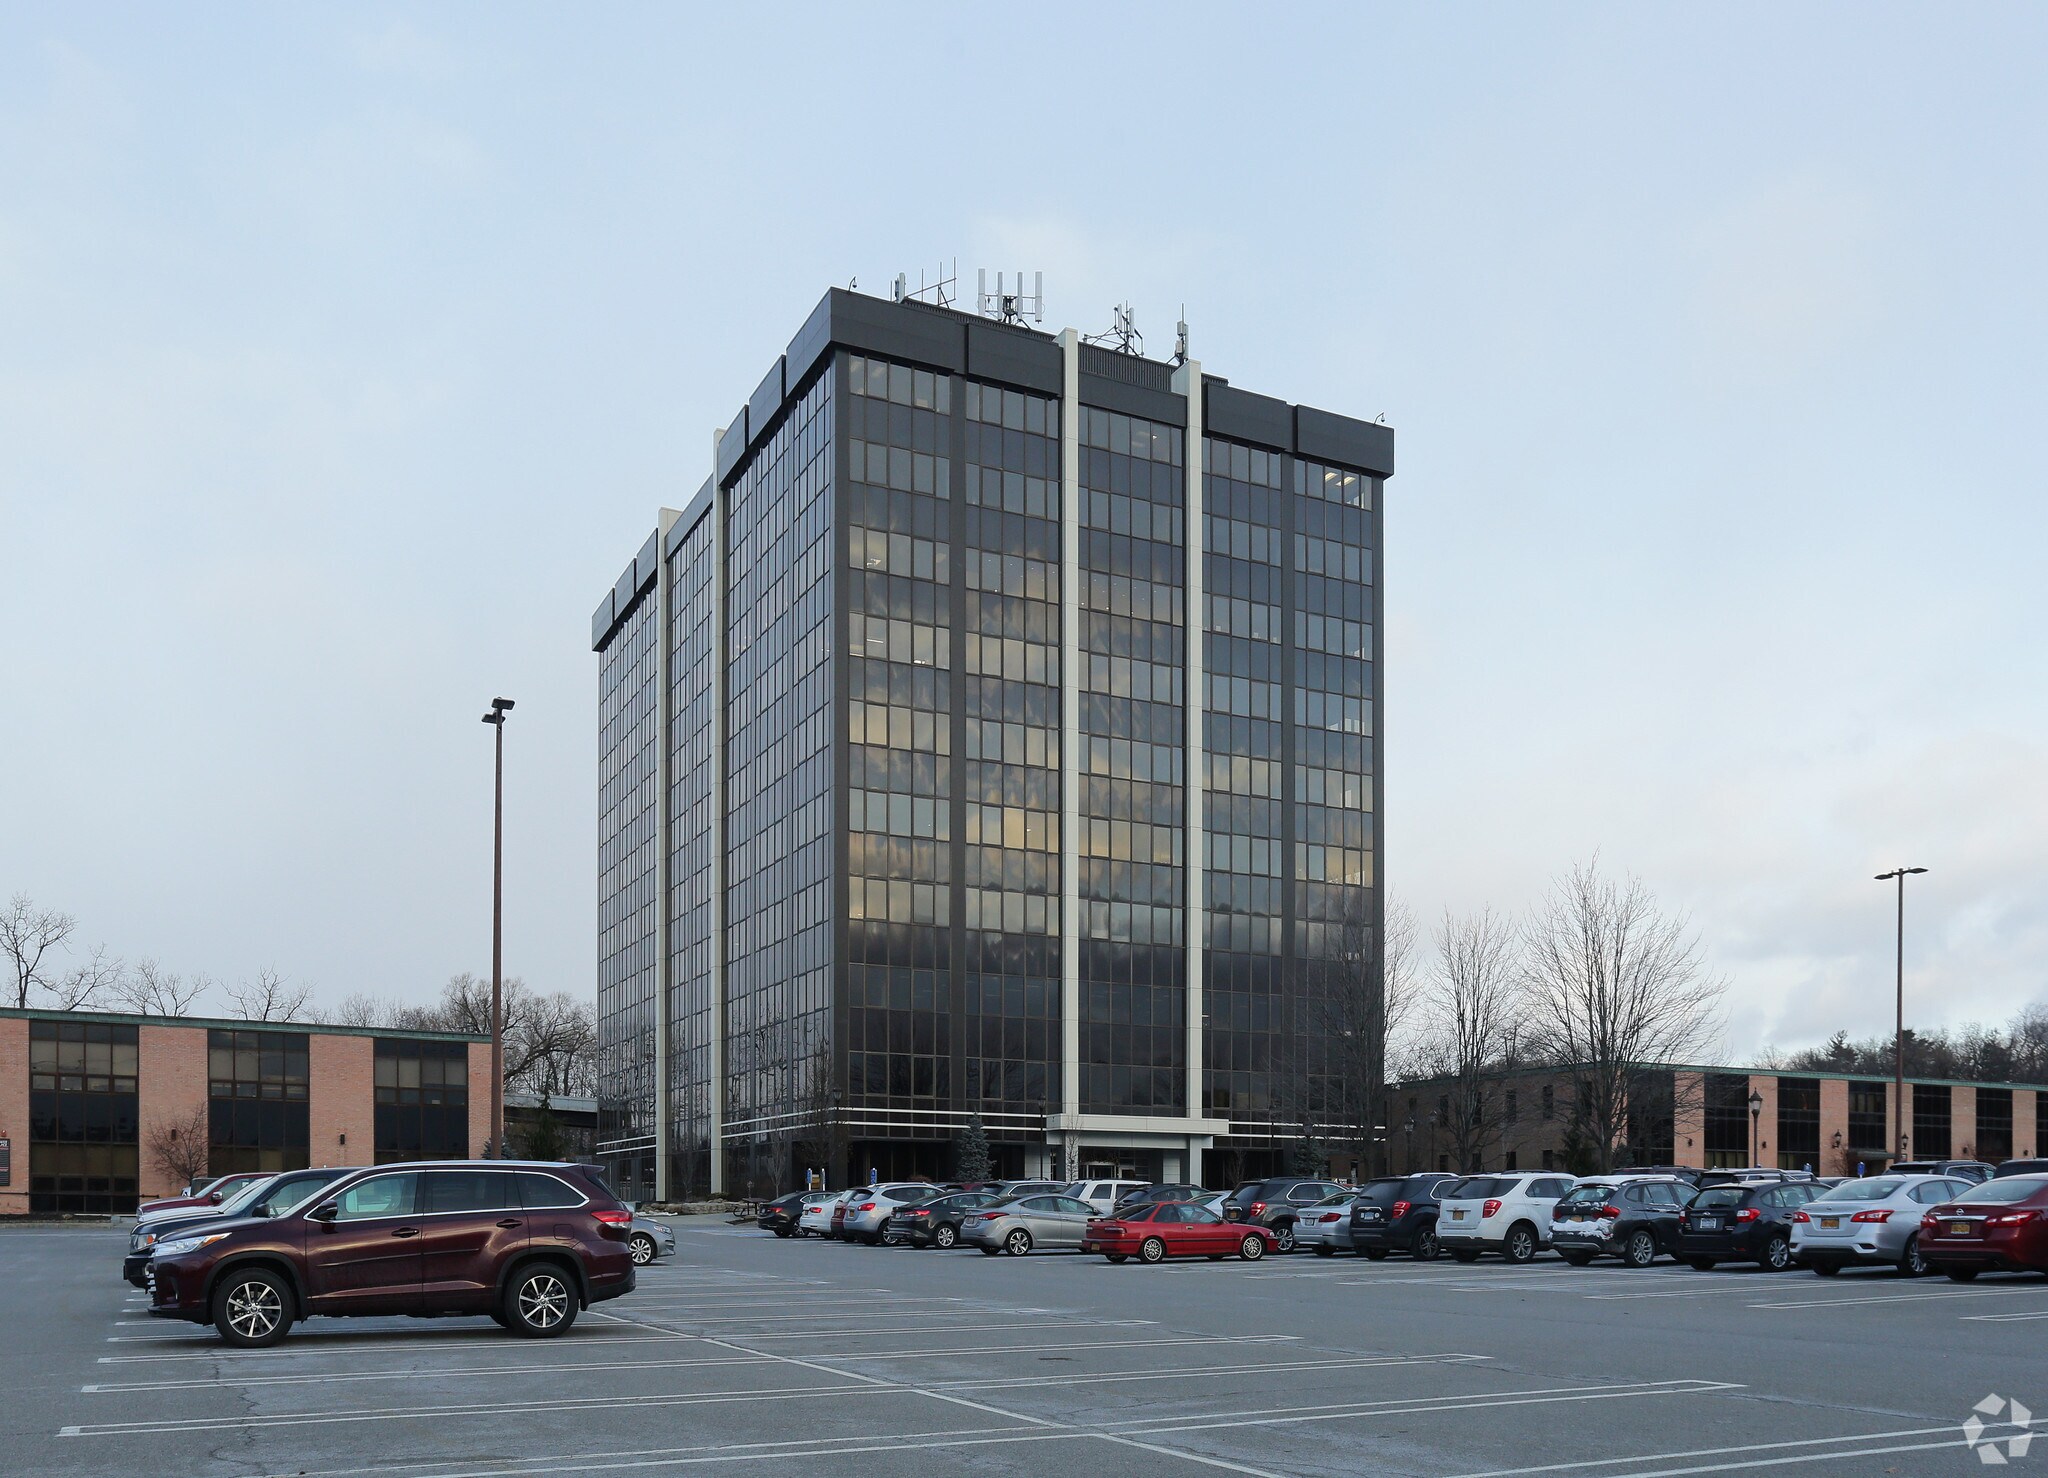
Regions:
[[1084, 302, 1143, 357], [977, 270, 1044, 326]]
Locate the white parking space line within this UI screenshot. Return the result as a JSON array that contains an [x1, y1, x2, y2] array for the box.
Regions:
[[1441, 1417, 2047, 1476], [98, 1329, 699, 1363], [838, 1333, 1301, 1362], [923, 1351, 1491, 1394], [1104, 1379, 1743, 1437], [1964, 1308, 2048, 1321], [1747, 1285, 2048, 1309], [749, 1317, 1155, 1339], [84, 1351, 782, 1393]]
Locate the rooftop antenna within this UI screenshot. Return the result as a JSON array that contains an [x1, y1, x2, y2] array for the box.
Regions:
[[977, 269, 1043, 326], [1084, 301, 1143, 356], [1173, 306, 1189, 366], [896, 259, 958, 309]]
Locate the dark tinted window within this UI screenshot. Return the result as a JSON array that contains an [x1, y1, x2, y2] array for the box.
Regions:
[[513, 1172, 586, 1209], [1356, 1180, 1403, 1206], [1693, 1186, 1746, 1209], [1152, 1204, 1188, 1223], [1399, 1176, 1448, 1199], [1020, 1197, 1057, 1212], [1118, 1204, 1158, 1222], [421, 1170, 516, 1214], [1529, 1178, 1574, 1199], [334, 1172, 417, 1221]]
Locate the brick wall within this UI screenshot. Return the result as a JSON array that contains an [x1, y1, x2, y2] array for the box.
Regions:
[[468, 1043, 493, 1157], [136, 1023, 211, 1203], [0, 1018, 27, 1215], [2018, 1090, 2039, 1160], [1672, 1070, 1706, 1169], [1748, 1074, 1779, 1168], [309, 1034, 375, 1169], [1953, 1085, 1978, 1160], [1818, 1077, 1851, 1174]]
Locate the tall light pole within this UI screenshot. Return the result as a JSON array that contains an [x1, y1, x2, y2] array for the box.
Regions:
[[482, 697, 515, 1157], [1874, 866, 1927, 1165]]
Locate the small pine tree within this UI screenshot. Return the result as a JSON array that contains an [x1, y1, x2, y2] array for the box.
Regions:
[[954, 1114, 993, 1183], [520, 1100, 568, 1162], [1289, 1136, 1327, 1177]]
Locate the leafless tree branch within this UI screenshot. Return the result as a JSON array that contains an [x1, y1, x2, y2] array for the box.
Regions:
[[2, 893, 78, 1009], [225, 966, 314, 1022], [118, 959, 209, 1017], [144, 1101, 212, 1188], [1411, 908, 1526, 1172]]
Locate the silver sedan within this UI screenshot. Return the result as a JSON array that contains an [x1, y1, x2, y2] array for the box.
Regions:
[[627, 1210, 677, 1266], [1299, 1192, 1362, 1256], [1789, 1174, 1969, 1276], [959, 1193, 1098, 1255]]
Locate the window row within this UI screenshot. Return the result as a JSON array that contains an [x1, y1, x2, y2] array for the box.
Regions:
[[965, 718, 1058, 768], [847, 1052, 950, 1099], [850, 653, 946, 711], [1206, 752, 1281, 798], [966, 380, 1055, 434], [851, 789, 951, 840], [1206, 593, 1280, 644], [1087, 488, 1183, 545], [1080, 817, 1184, 866], [1205, 513, 1282, 566], [1080, 652, 1181, 705], [964, 632, 1058, 685], [1084, 569, 1181, 625], [1204, 438, 1285, 490], [850, 525, 948, 583], [966, 888, 1057, 935], [1081, 407, 1183, 465], [850, 355, 951, 412], [848, 834, 949, 883], [1080, 734, 1185, 785], [849, 701, 952, 754], [849, 612, 949, 669], [967, 803, 1058, 852], [850, 878, 949, 926], [1083, 530, 1184, 586], [1205, 672, 1282, 721], [1207, 833, 1283, 877], [1296, 533, 1371, 584], [1295, 612, 1372, 660], [966, 757, 1056, 810], [1296, 689, 1372, 735], [963, 463, 1057, 520], [850, 439, 949, 499], [965, 847, 1055, 894], [1296, 764, 1372, 810], [1298, 843, 1374, 886], [1082, 900, 1185, 946], [965, 548, 1058, 601], [1297, 459, 1374, 509]]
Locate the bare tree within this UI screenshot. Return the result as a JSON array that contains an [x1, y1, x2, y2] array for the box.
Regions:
[[144, 1101, 212, 1189], [392, 974, 597, 1099], [793, 1036, 846, 1189], [1292, 894, 1419, 1180], [2, 893, 78, 1008], [1523, 860, 1725, 1174], [49, 942, 125, 1011], [225, 966, 314, 1022], [1412, 908, 1525, 1173], [325, 991, 393, 1027], [119, 959, 209, 1017]]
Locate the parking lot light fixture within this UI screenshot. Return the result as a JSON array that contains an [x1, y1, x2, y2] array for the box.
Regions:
[[482, 697, 515, 1158], [1748, 1090, 1763, 1166], [1874, 866, 1928, 1164]]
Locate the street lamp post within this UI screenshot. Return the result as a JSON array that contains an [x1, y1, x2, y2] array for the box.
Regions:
[[1874, 866, 1928, 1164], [1748, 1089, 1764, 1168], [482, 697, 515, 1158]]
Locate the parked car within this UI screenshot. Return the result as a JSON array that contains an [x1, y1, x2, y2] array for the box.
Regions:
[[1994, 1158, 2048, 1180], [1438, 1173, 1579, 1264], [960, 1193, 1099, 1255], [1676, 1179, 1824, 1271], [1695, 1168, 1812, 1190], [1299, 1191, 1363, 1256], [1064, 1179, 1149, 1214], [627, 1209, 676, 1265], [1919, 1175, 2048, 1280], [1222, 1177, 1349, 1252], [136, 1172, 269, 1221], [1084, 1201, 1276, 1263], [1550, 1175, 1692, 1267], [886, 1190, 1003, 1248], [1891, 1159, 1995, 1183], [145, 1160, 636, 1348], [800, 1189, 862, 1238], [840, 1184, 940, 1244], [1116, 1183, 1210, 1209], [757, 1191, 819, 1237], [1790, 1174, 1971, 1276], [126, 1168, 356, 1286], [1348, 1173, 1463, 1260]]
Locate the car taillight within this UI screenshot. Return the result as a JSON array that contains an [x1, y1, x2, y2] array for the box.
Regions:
[[1988, 1211, 2039, 1227], [857, 1203, 876, 1212], [1391, 1201, 1412, 1219], [1482, 1200, 1502, 1219], [1921, 1212, 1941, 1231], [1850, 1209, 1893, 1224], [1599, 1205, 1621, 1219], [1250, 1201, 1266, 1213], [976, 1211, 1004, 1220], [1319, 1213, 1340, 1223], [592, 1209, 633, 1225], [1735, 1208, 1761, 1223], [907, 1208, 929, 1216], [1790, 1210, 1810, 1223]]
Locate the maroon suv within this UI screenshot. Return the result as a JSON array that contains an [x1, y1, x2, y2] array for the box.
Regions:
[[146, 1160, 636, 1347]]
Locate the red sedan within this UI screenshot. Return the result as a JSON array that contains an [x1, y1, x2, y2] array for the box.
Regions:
[[1919, 1176, 2048, 1280], [1084, 1202, 1276, 1264]]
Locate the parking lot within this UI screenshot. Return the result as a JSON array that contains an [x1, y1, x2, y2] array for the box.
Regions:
[[4, 1219, 2044, 1476]]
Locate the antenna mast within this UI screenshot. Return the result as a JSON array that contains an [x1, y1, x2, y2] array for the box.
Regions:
[[976, 269, 1044, 326]]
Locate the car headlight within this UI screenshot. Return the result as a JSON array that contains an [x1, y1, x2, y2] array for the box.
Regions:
[[155, 1233, 231, 1259]]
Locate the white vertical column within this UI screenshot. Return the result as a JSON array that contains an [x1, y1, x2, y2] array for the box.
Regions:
[[654, 514, 676, 1204], [708, 450, 729, 1196], [1058, 331, 1082, 1124], [1175, 360, 1205, 1140]]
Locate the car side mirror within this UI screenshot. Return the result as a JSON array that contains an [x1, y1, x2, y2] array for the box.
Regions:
[[307, 1201, 339, 1224], [251, 1204, 273, 1219], [207, 1191, 224, 1205]]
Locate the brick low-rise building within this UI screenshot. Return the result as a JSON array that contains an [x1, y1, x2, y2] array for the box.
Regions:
[[0, 1007, 490, 1216], [1389, 1063, 2047, 1178]]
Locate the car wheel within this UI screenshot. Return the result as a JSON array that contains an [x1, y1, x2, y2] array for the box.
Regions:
[[1240, 1234, 1266, 1261], [489, 1308, 511, 1328], [504, 1263, 579, 1337], [1687, 1258, 1718, 1272], [1898, 1235, 1927, 1278], [629, 1233, 657, 1266], [1762, 1234, 1792, 1272], [933, 1223, 957, 1250], [1945, 1266, 1980, 1283], [1623, 1230, 1657, 1268], [1363, 1247, 1389, 1261], [1139, 1236, 1167, 1264], [1412, 1229, 1439, 1261], [1560, 1251, 1596, 1267], [1272, 1222, 1296, 1254], [1451, 1248, 1481, 1263], [1106, 1253, 1128, 1264], [213, 1268, 293, 1349], [1313, 1244, 1335, 1257], [773, 1226, 794, 1239], [1504, 1225, 1538, 1265], [1004, 1228, 1033, 1256], [1811, 1261, 1841, 1276]]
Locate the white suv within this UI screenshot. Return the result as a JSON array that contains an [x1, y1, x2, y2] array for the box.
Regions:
[[840, 1184, 942, 1245], [1438, 1173, 1580, 1263], [1064, 1179, 1149, 1214]]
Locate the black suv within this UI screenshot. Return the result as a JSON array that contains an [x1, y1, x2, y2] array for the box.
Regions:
[[1222, 1177, 1349, 1252], [1348, 1173, 1461, 1260], [1551, 1176, 1691, 1267], [1676, 1179, 1821, 1271]]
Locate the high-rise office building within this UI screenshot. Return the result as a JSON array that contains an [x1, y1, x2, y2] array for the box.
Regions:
[[592, 288, 1391, 1201]]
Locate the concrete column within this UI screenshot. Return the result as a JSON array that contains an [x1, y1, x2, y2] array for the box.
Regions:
[[1174, 359, 1205, 1126], [654, 513, 677, 1203], [1057, 331, 1082, 1122], [1672, 1070, 1705, 1169], [709, 459, 729, 1195]]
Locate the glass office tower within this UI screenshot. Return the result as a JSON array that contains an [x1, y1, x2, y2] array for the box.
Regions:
[[593, 288, 1392, 1200]]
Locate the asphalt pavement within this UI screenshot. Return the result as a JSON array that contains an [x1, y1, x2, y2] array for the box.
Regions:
[[2, 1216, 2043, 1475]]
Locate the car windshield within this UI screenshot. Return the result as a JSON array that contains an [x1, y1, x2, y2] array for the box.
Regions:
[[214, 1176, 279, 1216], [1692, 1186, 1747, 1209], [1815, 1178, 1906, 1201], [1957, 1178, 2048, 1204], [262, 1177, 333, 1215], [1355, 1181, 1403, 1206], [1558, 1185, 1613, 1206]]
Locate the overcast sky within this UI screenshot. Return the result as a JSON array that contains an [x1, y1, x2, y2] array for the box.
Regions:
[[3, 6, 2044, 1061]]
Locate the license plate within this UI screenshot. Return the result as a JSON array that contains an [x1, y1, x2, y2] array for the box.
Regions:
[[1451, 1210, 1466, 1220], [1820, 1217, 1839, 1229], [1360, 1210, 1382, 1221], [1698, 1217, 1721, 1231], [1082, 1241, 1096, 1252], [1949, 1221, 1971, 1237]]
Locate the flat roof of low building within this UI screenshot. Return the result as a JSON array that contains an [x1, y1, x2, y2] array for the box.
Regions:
[[0, 1005, 487, 1043]]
